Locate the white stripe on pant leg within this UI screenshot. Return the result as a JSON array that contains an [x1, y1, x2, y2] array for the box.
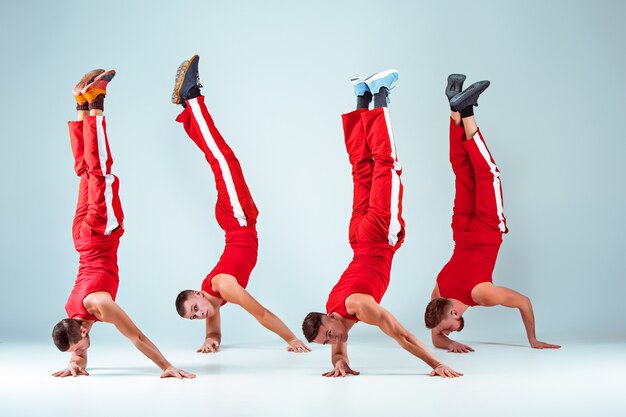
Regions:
[[96, 115, 109, 176], [188, 99, 247, 227], [387, 169, 402, 246], [472, 132, 506, 232], [104, 175, 119, 234], [382, 107, 402, 246], [95, 116, 120, 235], [382, 107, 397, 160]]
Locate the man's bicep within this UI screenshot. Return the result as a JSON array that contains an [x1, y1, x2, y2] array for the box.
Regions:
[[220, 281, 264, 316], [357, 302, 399, 336], [100, 302, 141, 340]]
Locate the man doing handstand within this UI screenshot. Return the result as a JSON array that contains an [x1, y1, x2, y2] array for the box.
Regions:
[[52, 69, 195, 379], [172, 55, 309, 354], [302, 70, 461, 378], [424, 75, 560, 353]]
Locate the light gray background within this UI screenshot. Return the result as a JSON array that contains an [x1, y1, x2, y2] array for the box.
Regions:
[[1, 0, 624, 347]]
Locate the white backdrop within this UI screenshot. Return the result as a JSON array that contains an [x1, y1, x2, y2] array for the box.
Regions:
[[1, 0, 624, 348]]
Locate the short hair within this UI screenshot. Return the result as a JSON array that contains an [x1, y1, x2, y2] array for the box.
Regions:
[[424, 298, 465, 331], [175, 290, 195, 317], [52, 318, 83, 352], [302, 312, 325, 342]]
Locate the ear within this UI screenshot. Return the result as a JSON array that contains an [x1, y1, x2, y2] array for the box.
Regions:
[[450, 309, 459, 318], [80, 326, 89, 337], [327, 313, 335, 320], [194, 291, 201, 296]]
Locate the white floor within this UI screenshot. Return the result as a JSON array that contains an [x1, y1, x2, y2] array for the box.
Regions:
[[1, 338, 624, 417]]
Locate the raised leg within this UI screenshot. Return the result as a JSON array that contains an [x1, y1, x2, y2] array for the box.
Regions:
[[462, 127, 507, 233], [358, 107, 405, 249], [342, 108, 374, 242], [449, 117, 477, 232], [72, 116, 124, 239], [176, 96, 258, 234]]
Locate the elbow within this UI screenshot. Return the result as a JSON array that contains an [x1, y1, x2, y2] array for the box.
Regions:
[[519, 296, 531, 309], [397, 331, 412, 348], [132, 332, 147, 345], [258, 309, 275, 325]]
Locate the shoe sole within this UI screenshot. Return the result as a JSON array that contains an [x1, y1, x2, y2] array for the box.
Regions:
[[450, 80, 490, 110], [80, 70, 116, 94], [73, 69, 105, 96], [364, 69, 398, 84], [172, 55, 199, 104]]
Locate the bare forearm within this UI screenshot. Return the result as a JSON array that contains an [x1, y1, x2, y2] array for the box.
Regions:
[[518, 298, 538, 343], [258, 310, 297, 343], [432, 332, 455, 349], [69, 353, 87, 369], [205, 332, 222, 343], [331, 343, 349, 367], [132, 334, 172, 371], [399, 333, 442, 369]]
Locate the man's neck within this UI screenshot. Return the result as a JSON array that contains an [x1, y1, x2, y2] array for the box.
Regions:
[[202, 290, 223, 309], [450, 298, 470, 315], [333, 313, 356, 332]]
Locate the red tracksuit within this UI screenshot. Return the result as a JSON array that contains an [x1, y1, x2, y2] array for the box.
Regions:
[[436, 119, 508, 306], [326, 107, 405, 320], [65, 116, 125, 320], [176, 96, 259, 305]]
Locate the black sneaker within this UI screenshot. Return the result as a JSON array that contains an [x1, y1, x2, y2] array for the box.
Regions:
[[171, 54, 202, 105], [445, 74, 466, 101], [449, 80, 490, 113]]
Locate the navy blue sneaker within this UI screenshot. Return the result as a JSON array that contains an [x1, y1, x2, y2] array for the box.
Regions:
[[172, 55, 202, 105], [364, 69, 399, 95], [449, 80, 490, 112], [445, 74, 466, 101], [350, 77, 370, 97]]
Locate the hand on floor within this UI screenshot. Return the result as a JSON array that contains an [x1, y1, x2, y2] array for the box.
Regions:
[[430, 364, 463, 378], [287, 339, 311, 353], [52, 362, 89, 378], [448, 341, 474, 353], [197, 338, 220, 353], [322, 359, 360, 378], [160, 366, 196, 379], [530, 340, 561, 349]]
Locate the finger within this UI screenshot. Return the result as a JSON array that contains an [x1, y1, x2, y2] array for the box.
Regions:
[[184, 371, 196, 378], [349, 370, 360, 375], [467, 346, 475, 352], [429, 370, 435, 377], [176, 372, 183, 379], [80, 368, 89, 376], [322, 371, 332, 377], [546, 344, 561, 349], [71, 368, 77, 377]]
